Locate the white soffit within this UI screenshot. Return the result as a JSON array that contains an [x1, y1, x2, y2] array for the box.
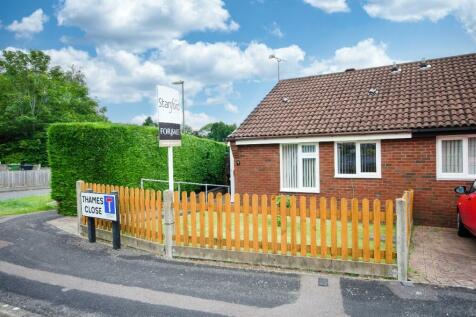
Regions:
[[235, 133, 412, 145]]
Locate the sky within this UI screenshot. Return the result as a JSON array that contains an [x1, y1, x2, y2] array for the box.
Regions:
[[1, 0, 476, 130]]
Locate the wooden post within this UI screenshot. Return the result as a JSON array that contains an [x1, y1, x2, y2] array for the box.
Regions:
[[396, 198, 408, 282]]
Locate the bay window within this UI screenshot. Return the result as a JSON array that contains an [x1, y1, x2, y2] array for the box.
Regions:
[[280, 144, 319, 192], [437, 135, 476, 180], [334, 141, 381, 178]]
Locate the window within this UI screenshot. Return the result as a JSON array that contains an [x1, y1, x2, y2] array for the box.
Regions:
[[437, 135, 476, 180], [280, 144, 319, 192], [334, 141, 381, 178]]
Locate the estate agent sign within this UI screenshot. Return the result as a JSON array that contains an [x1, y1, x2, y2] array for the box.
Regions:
[[157, 85, 181, 147]]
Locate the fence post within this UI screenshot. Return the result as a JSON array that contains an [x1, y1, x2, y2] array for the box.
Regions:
[[396, 197, 408, 282], [163, 190, 174, 259], [76, 180, 84, 235]]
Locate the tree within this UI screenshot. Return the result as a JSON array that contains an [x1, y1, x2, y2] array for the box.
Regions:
[[142, 116, 157, 127], [198, 122, 236, 142], [0, 50, 107, 165]]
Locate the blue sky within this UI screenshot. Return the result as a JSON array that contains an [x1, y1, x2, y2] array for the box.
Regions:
[[1, 0, 476, 129]]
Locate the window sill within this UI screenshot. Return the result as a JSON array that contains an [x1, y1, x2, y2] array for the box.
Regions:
[[436, 174, 476, 181], [334, 174, 381, 179], [280, 188, 320, 194]]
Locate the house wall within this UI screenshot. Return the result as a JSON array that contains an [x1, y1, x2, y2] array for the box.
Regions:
[[230, 136, 473, 228]]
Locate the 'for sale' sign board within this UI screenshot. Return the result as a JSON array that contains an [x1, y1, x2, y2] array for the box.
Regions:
[[80, 192, 117, 221], [157, 85, 181, 147]]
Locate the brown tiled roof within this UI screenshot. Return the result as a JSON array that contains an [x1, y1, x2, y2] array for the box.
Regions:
[[230, 53, 476, 140]]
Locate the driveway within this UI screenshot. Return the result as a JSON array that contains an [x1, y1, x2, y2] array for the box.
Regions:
[[409, 225, 476, 289], [0, 212, 475, 316]]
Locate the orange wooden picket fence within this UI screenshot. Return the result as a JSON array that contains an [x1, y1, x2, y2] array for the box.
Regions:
[[80, 182, 414, 264]]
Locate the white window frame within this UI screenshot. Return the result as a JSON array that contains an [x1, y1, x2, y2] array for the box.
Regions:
[[436, 134, 476, 180], [334, 140, 381, 178], [279, 143, 320, 193]]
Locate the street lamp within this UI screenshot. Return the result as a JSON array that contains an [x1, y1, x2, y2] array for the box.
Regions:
[[269, 54, 283, 81], [172, 80, 185, 131]]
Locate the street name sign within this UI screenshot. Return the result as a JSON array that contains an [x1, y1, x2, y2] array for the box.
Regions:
[[80, 192, 118, 221], [157, 85, 181, 147]]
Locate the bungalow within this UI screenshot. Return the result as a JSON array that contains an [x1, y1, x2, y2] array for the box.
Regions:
[[228, 53, 476, 228]]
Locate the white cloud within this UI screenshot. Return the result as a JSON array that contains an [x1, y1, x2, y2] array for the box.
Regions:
[[301, 38, 393, 75], [7, 9, 49, 38], [131, 108, 215, 130], [130, 114, 150, 125], [57, 0, 239, 51], [158, 40, 305, 83], [224, 103, 239, 113], [267, 22, 284, 38], [303, 0, 349, 13], [363, 0, 476, 40]]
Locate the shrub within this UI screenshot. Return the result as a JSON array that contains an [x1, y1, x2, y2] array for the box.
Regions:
[[48, 122, 228, 215]]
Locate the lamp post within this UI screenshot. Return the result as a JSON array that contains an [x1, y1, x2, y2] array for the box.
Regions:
[[269, 54, 283, 81], [172, 80, 185, 131]]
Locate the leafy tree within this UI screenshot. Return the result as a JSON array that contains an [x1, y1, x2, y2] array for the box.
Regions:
[[198, 121, 236, 142], [142, 116, 157, 127], [0, 50, 107, 165]]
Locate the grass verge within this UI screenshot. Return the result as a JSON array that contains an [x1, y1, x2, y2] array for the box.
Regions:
[[0, 195, 56, 217]]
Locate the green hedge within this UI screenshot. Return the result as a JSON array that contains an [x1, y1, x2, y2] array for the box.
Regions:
[[48, 122, 228, 215]]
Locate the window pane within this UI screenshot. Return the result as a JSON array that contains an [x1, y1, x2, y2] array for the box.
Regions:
[[302, 158, 316, 188], [302, 145, 316, 153], [442, 140, 463, 173], [282, 144, 298, 188], [360, 143, 377, 173], [338, 143, 356, 174], [469, 138, 476, 175]]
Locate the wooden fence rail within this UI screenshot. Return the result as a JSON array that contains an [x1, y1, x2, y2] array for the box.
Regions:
[[81, 182, 416, 264]]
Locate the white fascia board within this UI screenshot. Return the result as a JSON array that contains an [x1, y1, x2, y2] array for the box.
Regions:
[[235, 133, 412, 145]]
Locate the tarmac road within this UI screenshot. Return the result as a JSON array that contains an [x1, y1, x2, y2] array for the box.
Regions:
[[0, 212, 474, 316]]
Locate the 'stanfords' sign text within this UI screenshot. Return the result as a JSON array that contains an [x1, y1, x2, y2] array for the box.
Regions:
[[157, 85, 181, 147]]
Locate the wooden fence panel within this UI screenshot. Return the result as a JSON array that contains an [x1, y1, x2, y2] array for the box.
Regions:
[[299, 196, 307, 257], [262, 195, 269, 253], [385, 200, 394, 264], [234, 194, 241, 251], [310, 197, 317, 257], [225, 194, 232, 250], [373, 199, 381, 262], [208, 193, 215, 248], [290, 196, 297, 256], [271, 196, 277, 254], [252, 194, 259, 252], [279, 195, 287, 255], [352, 198, 359, 261], [362, 199, 370, 262], [320, 197, 327, 257], [341, 198, 348, 260], [182, 192, 188, 246], [330, 197, 337, 258], [243, 194, 250, 251], [174, 191, 181, 244], [190, 192, 197, 247], [78, 182, 403, 265], [216, 193, 223, 248], [199, 192, 206, 247]]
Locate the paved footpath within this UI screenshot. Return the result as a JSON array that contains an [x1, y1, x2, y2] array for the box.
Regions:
[[0, 212, 475, 317], [0, 189, 50, 200]]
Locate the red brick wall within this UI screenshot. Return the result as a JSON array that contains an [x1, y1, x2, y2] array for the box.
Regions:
[[231, 137, 473, 227]]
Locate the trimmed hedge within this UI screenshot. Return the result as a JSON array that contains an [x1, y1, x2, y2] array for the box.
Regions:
[[48, 122, 227, 215]]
